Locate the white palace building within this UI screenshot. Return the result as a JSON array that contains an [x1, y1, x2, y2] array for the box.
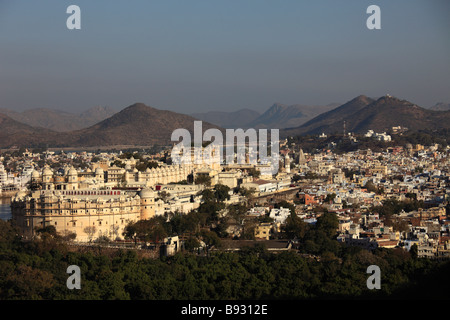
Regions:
[[11, 165, 160, 242], [10, 156, 211, 242]]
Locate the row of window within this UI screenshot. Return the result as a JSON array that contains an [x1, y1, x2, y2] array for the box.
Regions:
[[34, 208, 137, 214], [57, 190, 122, 196], [27, 217, 136, 228], [66, 219, 127, 227]]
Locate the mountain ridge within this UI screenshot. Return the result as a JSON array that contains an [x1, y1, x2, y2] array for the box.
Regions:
[[429, 102, 450, 111], [192, 103, 337, 129], [3, 96, 450, 148], [191, 108, 261, 129], [0, 105, 117, 132], [282, 95, 450, 137], [247, 103, 337, 129], [0, 103, 225, 148]]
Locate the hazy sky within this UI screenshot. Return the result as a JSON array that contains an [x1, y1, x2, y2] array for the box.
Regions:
[[0, 0, 449, 114]]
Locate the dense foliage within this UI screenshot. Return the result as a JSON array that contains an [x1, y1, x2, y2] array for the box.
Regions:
[[1, 219, 450, 300]]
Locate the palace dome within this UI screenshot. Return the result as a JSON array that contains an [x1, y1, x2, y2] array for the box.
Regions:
[[139, 188, 155, 199]]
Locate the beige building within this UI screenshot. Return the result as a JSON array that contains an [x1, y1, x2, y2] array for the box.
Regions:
[[123, 164, 195, 188], [372, 165, 388, 176], [11, 167, 156, 242], [254, 223, 273, 240], [107, 166, 126, 186], [216, 170, 240, 189]]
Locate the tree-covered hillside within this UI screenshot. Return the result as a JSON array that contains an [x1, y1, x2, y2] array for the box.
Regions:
[[0, 219, 449, 300]]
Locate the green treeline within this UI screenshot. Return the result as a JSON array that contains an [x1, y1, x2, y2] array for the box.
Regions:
[[1, 219, 450, 300]]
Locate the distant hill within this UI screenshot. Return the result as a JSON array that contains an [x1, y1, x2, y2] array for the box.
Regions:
[[64, 103, 221, 147], [79, 106, 118, 126], [0, 103, 221, 148], [429, 103, 450, 111], [282, 95, 450, 137], [248, 103, 337, 129], [0, 106, 117, 132], [0, 113, 60, 148], [192, 103, 337, 130], [282, 95, 374, 136], [5, 97, 450, 149], [191, 109, 261, 129]]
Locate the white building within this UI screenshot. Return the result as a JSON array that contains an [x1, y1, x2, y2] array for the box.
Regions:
[[269, 207, 291, 224]]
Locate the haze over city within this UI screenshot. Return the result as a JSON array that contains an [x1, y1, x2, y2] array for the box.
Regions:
[[0, 0, 449, 114]]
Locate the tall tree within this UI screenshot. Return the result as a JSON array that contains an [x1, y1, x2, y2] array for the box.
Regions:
[[315, 212, 339, 239], [214, 184, 231, 202], [283, 213, 307, 240]]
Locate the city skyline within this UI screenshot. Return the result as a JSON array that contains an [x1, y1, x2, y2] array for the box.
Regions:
[[0, 1, 449, 114]]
